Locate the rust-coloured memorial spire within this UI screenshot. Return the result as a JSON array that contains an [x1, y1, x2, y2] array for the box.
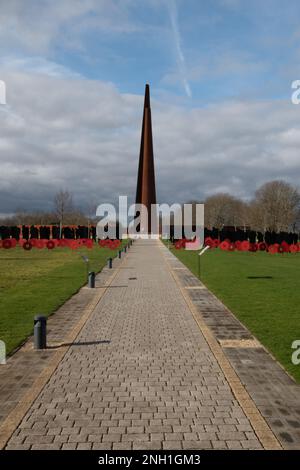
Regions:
[[135, 84, 157, 235]]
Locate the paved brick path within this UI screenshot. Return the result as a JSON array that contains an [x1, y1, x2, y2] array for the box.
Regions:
[[166, 247, 300, 450], [6, 240, 264, 450]]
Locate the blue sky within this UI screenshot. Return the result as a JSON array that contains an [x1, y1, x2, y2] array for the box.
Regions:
[[41, 0, 300, 102], [2, 0, 300, 102], [0, 0, 300, 213]]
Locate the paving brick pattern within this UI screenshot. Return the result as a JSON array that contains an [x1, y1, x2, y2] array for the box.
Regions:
[[6, 240, 262, 450], [0, 289, 95, 426], [164, 246, 300, 450], [0, 256, 117, 433]]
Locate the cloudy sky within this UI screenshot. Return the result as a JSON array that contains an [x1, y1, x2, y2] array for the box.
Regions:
[[0, 0, 300, 214]]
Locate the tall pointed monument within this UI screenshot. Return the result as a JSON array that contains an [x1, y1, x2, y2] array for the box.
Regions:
[[135, 84, 157, 235]]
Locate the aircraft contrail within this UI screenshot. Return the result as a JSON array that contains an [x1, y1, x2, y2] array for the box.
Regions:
[[167, 0, 192, 97]]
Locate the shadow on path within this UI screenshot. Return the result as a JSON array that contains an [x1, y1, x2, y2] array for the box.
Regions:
[[47, 340, 111, 349]]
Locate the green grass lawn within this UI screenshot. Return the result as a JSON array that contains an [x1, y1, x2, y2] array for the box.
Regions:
[[168, 244, 300, 383], [0, 244, 123, 355]]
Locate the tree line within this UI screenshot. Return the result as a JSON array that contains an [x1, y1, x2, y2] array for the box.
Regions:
[[0, 180, 299, 234], [203, 180, 300, 233], [0, 190, 96, 227]]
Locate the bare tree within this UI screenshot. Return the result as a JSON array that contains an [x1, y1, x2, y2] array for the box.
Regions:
[[54, 190, 74, 235], [14, 207, 28, 225], [86, 201, 98, 225], [248, 200, 265, 232], [251, 180, 300, 232], [204, 193, 248, 229], [293, 207, 300, 232], [64, 209, 88, 225]]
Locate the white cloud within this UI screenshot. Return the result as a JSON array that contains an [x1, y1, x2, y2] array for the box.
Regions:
[[0, 56, 83, 79], [165, 0, 192, 98], [0, 67, 300, 214], [0, 0, 140, 54]]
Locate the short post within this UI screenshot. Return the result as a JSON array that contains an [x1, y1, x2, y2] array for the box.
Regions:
[[34, 315, 47, 349], [88, 271, 95, 288], [80, 254, 90, 281], [198, 245, 210, 280], [108, 258, 113, 269], [118, 250, 122, 259]]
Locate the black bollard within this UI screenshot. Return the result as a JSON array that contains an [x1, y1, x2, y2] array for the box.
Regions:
[[34, 315, 47, 349], [88, 271, 95, 288], [118, 250, 122, 259], [108, 258, 113, 269]]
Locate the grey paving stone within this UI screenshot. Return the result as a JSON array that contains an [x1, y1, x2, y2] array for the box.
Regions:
[[173, 247, 300, 451], [5, 241, 262, 450]]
